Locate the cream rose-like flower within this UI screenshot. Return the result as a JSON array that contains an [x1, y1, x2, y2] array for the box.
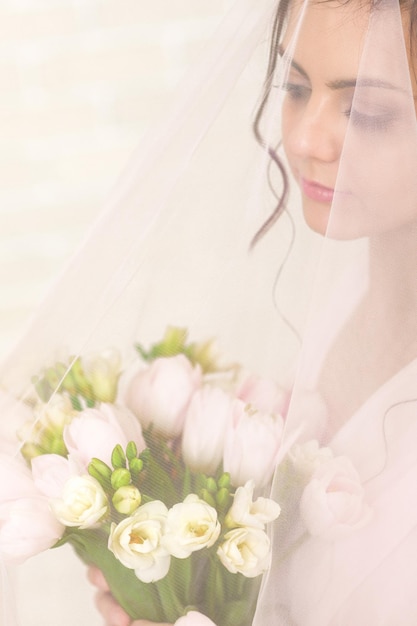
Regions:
[[108, 500, 170, 583], [217, 526, 271, 578], [223, 400, 284, 488], [226, 481, 281, 530], [50, 474, 109, 529], [181, 385, 233, 475], [300, 455, 372, 540], [163, 494, 221, 558], [175, 612, 218, 626], [125, 355, 202, 438], [290, 439, 334, 481]]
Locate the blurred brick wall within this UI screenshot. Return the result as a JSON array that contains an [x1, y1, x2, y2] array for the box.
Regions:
[[0, 0, 231, 356]]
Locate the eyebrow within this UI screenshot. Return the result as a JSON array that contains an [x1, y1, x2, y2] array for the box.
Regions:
[[278, 45, 406, 93]]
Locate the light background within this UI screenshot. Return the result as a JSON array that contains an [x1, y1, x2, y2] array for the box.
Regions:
[[0, 0, 235, 358], [1, 1, 241, 625]]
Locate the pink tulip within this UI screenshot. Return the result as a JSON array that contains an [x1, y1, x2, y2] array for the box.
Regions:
[[182, 386, 233, 474], [237, 374, 289, 416], [223, 400, 284, 488], [0, 497, 64, 564], [125, 355, 202, 438], [31, 453, 82, 498], [0, 391, 33, 455], [64, 403, 145, 468], [0, 454, 64, 563], [300, 456, 372, 540]]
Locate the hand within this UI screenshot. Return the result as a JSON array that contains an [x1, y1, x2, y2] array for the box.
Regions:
[[87, 566, 172, 626]]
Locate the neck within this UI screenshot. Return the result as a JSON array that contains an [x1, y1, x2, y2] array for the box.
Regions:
[[368, 225, 417, 326]]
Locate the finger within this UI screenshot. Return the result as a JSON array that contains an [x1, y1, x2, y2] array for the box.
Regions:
[[87, 566, 110, 591], [95, 590, 131, 626]]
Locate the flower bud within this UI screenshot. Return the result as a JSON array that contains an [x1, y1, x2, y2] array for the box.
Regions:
[[20, 442, 44, 462], [50, 437, 67, 457], [200, 489, 216, 508], [161, 326, 188, 355], [88, 458, 112, 488], [112, 485, 142, 515], [111, 468, 131, 490], [126, 441, 138, 461], [129, 457, 143, 477], [70, 358, 93, 399], [217, 473, 231, 490], [44, 367, 61, 392], [82, 349, 121, 403], [188, 338, 220, 373], [61, 368, 78, 396], [111, 444, 126, 469], [32, 375, 51, 403], [216, 487, 231, 510], [206, 477, 217, 494]]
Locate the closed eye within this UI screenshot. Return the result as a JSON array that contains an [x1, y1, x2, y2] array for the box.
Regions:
[[281, 82, 311, 101]]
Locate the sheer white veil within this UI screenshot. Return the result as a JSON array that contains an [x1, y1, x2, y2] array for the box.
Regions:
[[2, 0, 417, 624], [253, 0, 417, 623], [1, 1, 282, 623]]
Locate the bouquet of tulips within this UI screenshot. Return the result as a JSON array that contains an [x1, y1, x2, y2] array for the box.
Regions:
[[0, 328, 288, 625]]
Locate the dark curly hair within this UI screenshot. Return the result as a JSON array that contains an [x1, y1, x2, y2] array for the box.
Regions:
[[251, 0, 417, 247]]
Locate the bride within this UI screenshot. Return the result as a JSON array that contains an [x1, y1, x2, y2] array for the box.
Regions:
[[91, 0, 417, 624], [1, 0, 416, 624]]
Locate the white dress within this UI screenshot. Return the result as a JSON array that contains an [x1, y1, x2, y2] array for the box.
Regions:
[[275, 261, 417, 625]]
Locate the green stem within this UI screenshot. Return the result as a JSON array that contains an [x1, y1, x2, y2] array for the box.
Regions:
[[154, 568, 186, 623]]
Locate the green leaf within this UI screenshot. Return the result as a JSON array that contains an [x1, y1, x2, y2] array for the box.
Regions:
[[67, 529, 167, 622]]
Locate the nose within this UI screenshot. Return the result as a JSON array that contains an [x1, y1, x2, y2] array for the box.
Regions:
[[285, 96, 342, 164]]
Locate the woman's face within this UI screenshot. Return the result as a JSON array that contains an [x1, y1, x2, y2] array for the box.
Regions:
[[280, 0, 417, 239]]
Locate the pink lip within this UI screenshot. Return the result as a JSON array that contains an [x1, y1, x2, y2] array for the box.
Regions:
[[301, 178, 334, 204]]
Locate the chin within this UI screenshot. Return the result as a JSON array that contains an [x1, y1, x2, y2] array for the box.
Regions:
[[302, 197, 370, 241], [301, 200, 330, 237]]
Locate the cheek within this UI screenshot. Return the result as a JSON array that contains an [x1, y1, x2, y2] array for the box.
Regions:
[[346, 137, 417, 222], [281, 103, 298, 168]]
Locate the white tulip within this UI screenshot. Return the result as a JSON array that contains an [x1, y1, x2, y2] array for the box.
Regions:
[[50, 474, 108, 529], [163, 494, 221, 558], [108, 500, 170, 583]]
